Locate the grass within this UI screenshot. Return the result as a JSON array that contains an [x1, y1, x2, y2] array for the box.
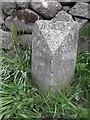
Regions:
[[80, 23, 90, 39], [0, 24, 90, 119]]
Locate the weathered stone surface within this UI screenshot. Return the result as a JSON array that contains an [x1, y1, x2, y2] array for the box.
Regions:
[[74, 17, 88, 29], [5, 9, 41, 33], [32, 20, 79, 93], [2, 2, 16, 15], [30, 1, 62, 19], [59, 0, 90, 3], [0, 14, 2, 26], [30, 0, 89, 1], [1, 0, 30, 2], [2, 30, 13, 50], [52, 10, 74, 22], [69, 2, 90, 19], [1, 0, 16, 2], [19, 34, 32, 48], [0, 2, 2, 28], [1, 14, 8, 31], [16, 2, 30, 8], [0, 25, 1, 29], [62, 6, 70, 12], [2, 30, 32, 50]]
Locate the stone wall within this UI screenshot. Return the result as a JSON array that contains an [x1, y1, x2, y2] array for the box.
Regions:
[[1, 0, 90, 55]]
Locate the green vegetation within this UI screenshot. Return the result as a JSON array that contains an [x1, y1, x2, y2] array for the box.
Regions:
[[80, 23, 90, 39], [0, 24, 90, 119]]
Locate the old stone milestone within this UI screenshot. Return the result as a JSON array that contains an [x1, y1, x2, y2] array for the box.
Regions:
[[32, 20, 79, 93]]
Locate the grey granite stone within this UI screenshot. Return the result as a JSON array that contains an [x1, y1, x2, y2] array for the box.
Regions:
[[2, 30, 13, 50], [52, 10, 74, 22], [2, 0, 16, 2], [32, 20, 79, 93], [0, 25, 1, 29], [30, 1, 62, 19], [69, 2, 90, 19], [19, 34, 32, 48], [0, 14, 2, 26], [16, 2, 30, 8], [2, 2, 16, 15], [2, 29, 32, 50], [62, 6, 70, 12], [5, 9, 41, 33]]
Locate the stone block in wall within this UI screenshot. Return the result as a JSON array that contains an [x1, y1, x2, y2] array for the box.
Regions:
[[1, 13, 8, 30], [69, 2, 90, 19], [19, 34, 32, 49], [30, 0, 62, 19], [2, 30, 13, 50], [62, 6, 70, 12], [55, 0, 89, 3], [0, 14, 2, 26], [5, 9, 41, 34], [16, 2, 30, 8], [1, 29, 32, 51], [2, 2, 17, 15], [32, 20, 79, 93], [1, 0, 16, 2]]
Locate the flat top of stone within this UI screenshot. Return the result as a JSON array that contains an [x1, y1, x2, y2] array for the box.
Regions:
[[35, 20, 78, 54], [52, 10, 74, 22]]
